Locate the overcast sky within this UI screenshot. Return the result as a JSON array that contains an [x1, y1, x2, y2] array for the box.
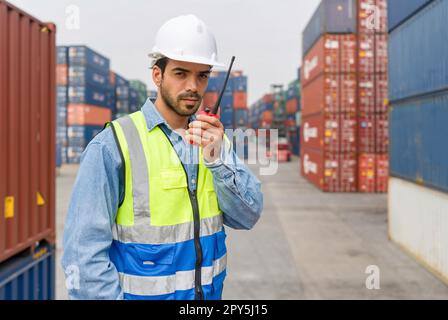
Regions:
[[8, 0, 320, 104]]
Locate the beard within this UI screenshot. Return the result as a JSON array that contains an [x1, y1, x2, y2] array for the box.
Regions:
[[160, 82, 202, 117]]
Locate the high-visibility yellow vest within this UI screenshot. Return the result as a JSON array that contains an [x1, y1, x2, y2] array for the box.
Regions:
[[107, 111, 227, 300]]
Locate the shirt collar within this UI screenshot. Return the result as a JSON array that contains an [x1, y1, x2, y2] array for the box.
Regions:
[[140, 98, 197, 132]]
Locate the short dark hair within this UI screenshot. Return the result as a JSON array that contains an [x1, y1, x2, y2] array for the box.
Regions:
[[154, 57, 169, 75]]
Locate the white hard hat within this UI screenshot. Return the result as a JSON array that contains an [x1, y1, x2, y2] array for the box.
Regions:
[[149, 14, 225, 68]]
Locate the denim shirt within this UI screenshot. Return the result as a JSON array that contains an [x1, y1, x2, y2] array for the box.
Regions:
[[61, 99, 263, 300]]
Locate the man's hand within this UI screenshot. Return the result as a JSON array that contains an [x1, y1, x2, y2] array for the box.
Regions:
[[186, 114, 224, 163]]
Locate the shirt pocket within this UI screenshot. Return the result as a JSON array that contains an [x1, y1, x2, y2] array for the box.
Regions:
[[151, 168, 191, 226], [130, 243, 176, 276]]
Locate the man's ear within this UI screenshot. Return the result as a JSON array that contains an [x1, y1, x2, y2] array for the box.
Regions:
[[152, 66, 162, 88]]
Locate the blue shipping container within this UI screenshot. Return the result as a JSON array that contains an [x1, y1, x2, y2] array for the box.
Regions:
[[68, 66, 109, 88], [390, 91, 448, 193], [68, 85, 110, 108], [388, 0, 433, 32], [234, 109, 248, 127], [232, 76, 247, 92], [0, 244, 55, 300], [389, 0, 448, 102], [220, 106, 234, 127], [57, 46, 67, 65], [302, 0, 356, 55], [68, 46, 110, 73], [221, 91, 233, 108], [67, 125, 103, 147]]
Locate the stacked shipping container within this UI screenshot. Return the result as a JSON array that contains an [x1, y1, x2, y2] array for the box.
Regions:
[[388, 0, 448, 284], [286, 79, 301, 156], [357, 0, 389, 193], [300, 0, 389, 193], [0, 0, 56, 299], [57, 46, 149, 164]]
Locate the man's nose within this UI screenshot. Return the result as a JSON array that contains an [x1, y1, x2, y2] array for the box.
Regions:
[[185, 76, 199, 92]]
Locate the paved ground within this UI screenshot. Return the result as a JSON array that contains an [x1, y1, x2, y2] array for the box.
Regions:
[[56, 158, 448, 300]]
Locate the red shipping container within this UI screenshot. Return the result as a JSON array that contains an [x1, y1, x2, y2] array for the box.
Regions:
[[301, 113, 339, 153], [302, 73, 339, 116], [376, 154, 389, 193], [56, 64, 67, 86], [358, 154, 376, 193], [341, 73, 357, 113], [263, 94, 273, 103], [358, 0, 388, 34], [301, 148, 339, 192], [358, 74, 375, 113], [340, 113, 357, 153], [375, 34, 388, 73], [340, 153, 357, 192], [286, 98, 298, 114], [301, 113, 357, 153], [0, 1, 56, 263], [233, 91, 247, 109], [302, 34, 356, 87], [67, 104, 112, 126], [358, 113, 376, 153], [376, 73, 388, 113], [375, 113, 389, 153], [202, 91, 219, 108], [358, 34, 375, 74]]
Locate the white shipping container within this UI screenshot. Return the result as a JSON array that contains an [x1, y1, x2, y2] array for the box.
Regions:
[[389, 177, 448, 284]]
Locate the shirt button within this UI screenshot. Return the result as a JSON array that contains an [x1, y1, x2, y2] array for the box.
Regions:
[[192, 179, 196, 184]]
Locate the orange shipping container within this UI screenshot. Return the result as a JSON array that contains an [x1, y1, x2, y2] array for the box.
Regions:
[[67, 104, 112, 126], [261, 110, 273, 123], [286, 98, 298, 114], [233, 91, 247, 109], [56, 64, 67, 85]]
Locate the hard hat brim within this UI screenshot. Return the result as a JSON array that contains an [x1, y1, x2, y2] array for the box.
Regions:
[[149, 51, 225, 68]]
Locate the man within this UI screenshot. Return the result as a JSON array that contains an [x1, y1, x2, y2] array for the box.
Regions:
[[62, 14, 263, 300]]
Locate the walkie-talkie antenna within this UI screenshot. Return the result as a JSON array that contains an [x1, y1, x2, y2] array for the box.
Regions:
[[211, 56, 236, 115]]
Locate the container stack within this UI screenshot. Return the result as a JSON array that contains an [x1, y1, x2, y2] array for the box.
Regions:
[[129, 80, 148, 111], [110, 71, 129, 119], [202, 70, 248, 129], [357, 0, 389, 193], [57, 46, 112, 164], [388, 0, 448, 284], [202, 71, 249, 157], [56, 46, 69, 165], [285, 78, 301, 156], [300, 0, 358, 192], [249, 94, 274, 131], [300, 0, 389, 193], [0, 1, 56, 299]]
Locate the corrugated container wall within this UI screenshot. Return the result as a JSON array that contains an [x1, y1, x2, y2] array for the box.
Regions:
[[388, 0, 433, 32], [0, 0, 56, 263], [0, 243, 55, 300], [389, 92, 448, 193], [388, 0, 448, 102], [302, 0, 357, 55]]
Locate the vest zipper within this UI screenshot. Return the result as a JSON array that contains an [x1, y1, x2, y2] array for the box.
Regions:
[[159, 127, 204, 300], [188, 189, 204, 300]]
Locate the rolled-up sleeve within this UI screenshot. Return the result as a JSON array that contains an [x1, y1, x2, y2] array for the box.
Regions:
[[205, 139, 263, 230], [61, 128, 124, 300]]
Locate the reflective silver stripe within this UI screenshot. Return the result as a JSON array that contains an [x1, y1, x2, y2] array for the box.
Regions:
[[117, 116, 150, 220], [112, 215, 223, 245], [119, 254, 227, 296]]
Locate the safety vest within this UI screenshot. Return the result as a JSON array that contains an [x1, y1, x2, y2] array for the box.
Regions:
[[107, 111, 227, 300]]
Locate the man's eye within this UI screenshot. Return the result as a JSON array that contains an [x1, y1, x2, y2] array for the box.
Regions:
[[199, 74, 209, 79]]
